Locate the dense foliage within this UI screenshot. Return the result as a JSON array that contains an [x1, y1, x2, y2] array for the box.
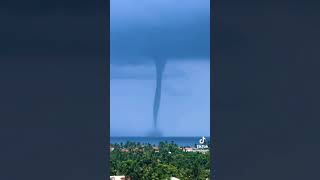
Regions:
[[110, 141, 210, 180]]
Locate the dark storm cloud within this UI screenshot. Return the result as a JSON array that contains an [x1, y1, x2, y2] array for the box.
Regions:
[[110, 0, 210, 65]]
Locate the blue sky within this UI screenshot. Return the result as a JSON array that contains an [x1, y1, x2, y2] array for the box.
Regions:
[[110, 0, 210, 137]]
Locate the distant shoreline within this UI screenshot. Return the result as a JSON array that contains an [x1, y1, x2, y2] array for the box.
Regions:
[[110, 136, 212, 147]]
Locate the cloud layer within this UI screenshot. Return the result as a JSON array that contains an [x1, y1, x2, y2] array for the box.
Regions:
[[110, 0, 210, 65]]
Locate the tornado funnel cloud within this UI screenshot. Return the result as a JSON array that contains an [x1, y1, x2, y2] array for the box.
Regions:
[[152, 58, 167, 134]]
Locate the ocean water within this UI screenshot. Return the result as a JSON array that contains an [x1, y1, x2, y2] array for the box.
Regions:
[[110, 136, 211, 147]]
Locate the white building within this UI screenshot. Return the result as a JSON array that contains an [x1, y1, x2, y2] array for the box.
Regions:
[[170, 177, 180, 180], [110, 176, 125, 180], [183, 147, 209, 154], [110, 176, 178, 180], [183, 147, 194, 152]]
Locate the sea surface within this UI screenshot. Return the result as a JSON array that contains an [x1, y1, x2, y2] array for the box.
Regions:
[[110, 136, 211, 147]]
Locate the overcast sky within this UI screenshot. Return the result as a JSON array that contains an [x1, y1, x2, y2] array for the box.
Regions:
[[110, 0, 210, 137]]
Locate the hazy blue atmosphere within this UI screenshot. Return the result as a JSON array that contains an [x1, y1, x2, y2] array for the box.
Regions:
[[110, 0, 210, 137]]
